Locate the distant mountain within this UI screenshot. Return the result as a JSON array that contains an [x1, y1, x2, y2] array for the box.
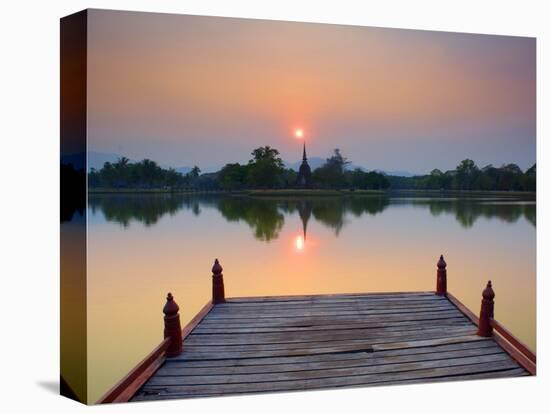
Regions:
[[284, 158, 416, 177], [175, 167, 192, 175], [376, 169, 417, 177], [62, 152, 417, 177]]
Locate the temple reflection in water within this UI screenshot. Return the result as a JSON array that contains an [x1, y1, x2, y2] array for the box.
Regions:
[[87, 192, 535, 243]]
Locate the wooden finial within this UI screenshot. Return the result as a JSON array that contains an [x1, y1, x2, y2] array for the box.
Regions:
[[163, 292, 183, 357], [212, 258, 225, 304], [477, 281, 495, 337], [212, 258, 223, 275], [163, 292, 179, 316], [436, 254, 447, 296]]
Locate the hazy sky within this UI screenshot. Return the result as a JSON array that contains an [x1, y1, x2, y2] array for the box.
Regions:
[[87, 9, 535, 174]]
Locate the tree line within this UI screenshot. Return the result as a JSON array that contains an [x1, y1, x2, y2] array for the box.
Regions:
[[87, 149, 535, 192], [389, 159, 536, 192], [88, 157, 201, 189], [88, 147, 390, 191]]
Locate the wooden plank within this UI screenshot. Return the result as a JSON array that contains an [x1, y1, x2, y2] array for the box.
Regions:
[[208, 304, 456, 317], [134, 359, 520, 398], [224, 294, 446, 303], [165, 340, 499, 369], [372, 335, 489, 352], [96, 337, 171, 403], [133, 367, 528, 400], [226, 291, 437, 303], [172, 335, 490, 361], [192, 317, 471, 334], [366, 367, 528, 387], [215, 297, 449, 310], [188, 323, 476, 349], [184, 324, 476, 347], [156, 345, 504, 377], [189, 322, 475, 344], [146, 353, 513, 386], [206, 304, 456, 318], [183, 326, 477, 352], [197, 317, 468, 331], [199, 310, 464, 328], [206, 306, 457, 319]]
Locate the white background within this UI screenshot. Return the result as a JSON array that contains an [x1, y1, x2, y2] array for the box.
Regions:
[[0, 0, 547, 412]]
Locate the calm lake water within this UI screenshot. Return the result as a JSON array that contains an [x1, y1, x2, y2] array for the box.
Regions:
[[82, 192, 535, 402]]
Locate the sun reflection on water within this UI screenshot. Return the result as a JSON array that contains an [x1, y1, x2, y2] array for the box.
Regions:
[[295, 234, 305, 251]]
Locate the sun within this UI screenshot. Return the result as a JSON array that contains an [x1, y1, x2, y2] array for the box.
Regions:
[[294, 128, 304, 139]]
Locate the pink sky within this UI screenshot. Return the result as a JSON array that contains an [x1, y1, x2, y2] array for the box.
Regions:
[[87, 9, 535, 173]]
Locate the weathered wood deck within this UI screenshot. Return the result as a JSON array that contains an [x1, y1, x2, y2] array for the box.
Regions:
[[98, 257, 535, 404], [131, 291, 528, 401]]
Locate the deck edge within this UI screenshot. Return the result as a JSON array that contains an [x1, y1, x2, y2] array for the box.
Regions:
[[446, 292, 536, 375], [97, 300, 214, 404]]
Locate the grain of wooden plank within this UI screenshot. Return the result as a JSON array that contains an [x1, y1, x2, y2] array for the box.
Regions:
[[219, 301, 449, 311], [184, 325, 476, 347], [146, 353, 513, 386], [183, 326, 476, 351], [199, 310, 464, 327], [134, 359, 520, 398], [375, 367, 528, 386], [165, 340, 499, 369], [217, 298, 447, 310], [132, 367, 528, 400], [226, 291, 435, 303], [216, 293, 447, 309], [207, 306, 456, 318], [215, 299, 451, 312], [172, 335, 489, 361], [206, 304, 456, 318], [156, 345, 504, 377], [192, 317, 471, 334]]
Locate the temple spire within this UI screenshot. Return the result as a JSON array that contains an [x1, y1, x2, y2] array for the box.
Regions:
[[296, 140, 312, 187]]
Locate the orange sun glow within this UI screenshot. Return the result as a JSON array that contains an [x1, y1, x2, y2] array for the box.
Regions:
[[295, 235, 305, 251], [294, 129, 304, 139]]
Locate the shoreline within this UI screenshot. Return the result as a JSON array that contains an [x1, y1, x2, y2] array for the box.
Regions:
[[87, 188, 535, 197]]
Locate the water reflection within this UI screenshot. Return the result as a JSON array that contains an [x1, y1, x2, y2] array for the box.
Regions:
[[86, 192, 536, 402], [217, 197, 284, 241], [88, 193, 535, 240], [295, 234, 305, 251], [408, 198, 536, 228]]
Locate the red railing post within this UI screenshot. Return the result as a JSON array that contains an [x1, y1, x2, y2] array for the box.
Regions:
[[436, 254, 447, 296], [477, 281, 495, 337], [212, 258, 225, 304], [163, 292, 183, 357]]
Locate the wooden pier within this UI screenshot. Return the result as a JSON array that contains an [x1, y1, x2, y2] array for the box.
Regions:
[[98, 256, 535, 403]]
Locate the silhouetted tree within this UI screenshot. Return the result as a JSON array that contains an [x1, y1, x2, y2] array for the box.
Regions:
[[246, 146, 285, 188]]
